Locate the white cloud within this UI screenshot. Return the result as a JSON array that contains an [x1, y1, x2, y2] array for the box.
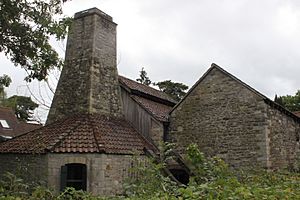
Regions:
[[2, 0, 300, 123]]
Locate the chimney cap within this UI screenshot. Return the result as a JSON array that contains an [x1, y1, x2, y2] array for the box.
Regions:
[[74, 7, 113, 22]]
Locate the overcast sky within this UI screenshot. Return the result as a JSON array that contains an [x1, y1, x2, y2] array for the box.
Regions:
[[1, 0, 300, 122]]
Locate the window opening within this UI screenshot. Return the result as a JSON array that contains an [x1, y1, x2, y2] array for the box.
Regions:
[[61, 163, 87, 191], [169, 169, 190, 185], [0, 120, 10, 128]]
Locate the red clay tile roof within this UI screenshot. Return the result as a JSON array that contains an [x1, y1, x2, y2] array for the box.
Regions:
[[131, 95, 173, 122], [0, 114, 157, 154], [119, 76, 177, 104], [0, 107, 41, 137]]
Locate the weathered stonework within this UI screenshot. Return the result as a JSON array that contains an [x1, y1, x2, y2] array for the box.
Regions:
[[150, 119, 165, 148], [47, 153, 147, 195], [47, 8, 123, 124], [0, 153, 147, 195], [169, 66, 300, 169], [266, 107, 300, 169], [0, 154, 48, 185]]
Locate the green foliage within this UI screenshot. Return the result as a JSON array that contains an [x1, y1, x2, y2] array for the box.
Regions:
[[2, 95, 38, 121], [0, 74, 12, 101], [0, 172, 28, 198], [124, 157, 179, 199], [124, 144, 300, 199], [186, 144, 231, 184], [0, 0, 72, 81], [154, 80, 188, 101], [275, 91, 300, 112], [136, 67, 151, 86], [1, 145, 300, 199]]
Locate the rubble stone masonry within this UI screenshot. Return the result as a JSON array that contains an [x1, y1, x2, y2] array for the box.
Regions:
[[47, 8, 123, 124], [169, 67, 300, 169]]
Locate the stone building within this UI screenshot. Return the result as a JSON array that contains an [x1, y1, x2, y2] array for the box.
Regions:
[[0, 8, 159, 195], [169, 64, 300, 169], [0, 7, 299, 196], [0, 107, 41, 142]]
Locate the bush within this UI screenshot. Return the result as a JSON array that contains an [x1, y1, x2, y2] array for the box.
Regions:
[[0, 144, 299, 199]]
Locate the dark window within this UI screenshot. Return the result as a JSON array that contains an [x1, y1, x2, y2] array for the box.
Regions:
[[61, 163, 87, 191], [169, 169, 190, 185]]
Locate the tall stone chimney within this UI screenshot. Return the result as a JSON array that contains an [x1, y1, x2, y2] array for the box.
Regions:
[[47, 8, 123, 124]]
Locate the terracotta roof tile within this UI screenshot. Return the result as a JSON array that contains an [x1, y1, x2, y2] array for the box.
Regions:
[[0, 114, 157, 154], [0, 107, 41, 137], [131, 95, 173, 122], [119, 76, 177, 104]]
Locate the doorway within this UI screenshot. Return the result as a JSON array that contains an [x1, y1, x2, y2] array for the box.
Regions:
[[61, 163, 87, 191]]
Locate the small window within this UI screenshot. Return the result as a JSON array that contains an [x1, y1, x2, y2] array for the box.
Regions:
[[0, 120, 10, 128], [61, 163, 87, 191], [169, 169, 190, 185]]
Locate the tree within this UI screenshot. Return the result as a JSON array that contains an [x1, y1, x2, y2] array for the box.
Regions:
[[154, 80, 189, 101], [0, 0, 71, 82], [275, 90, 300, 112], [0, 74, 12, 101], [136, 67, 152, 86], [274, 94, 283, 106], [3, 95, 38, 122], [0, 74, 39, 122]]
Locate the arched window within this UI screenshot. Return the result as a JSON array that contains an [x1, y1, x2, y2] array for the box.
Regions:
[[60, 163, 87, 191]]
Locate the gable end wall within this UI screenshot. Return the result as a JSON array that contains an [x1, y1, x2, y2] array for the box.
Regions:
[[169, 68, 269, 168], [266, 106, 300, 169]]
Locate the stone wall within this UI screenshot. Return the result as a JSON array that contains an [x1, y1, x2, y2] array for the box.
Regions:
[[0, 154, 48, 186], [47, 153, 147, 196], [47, 8, 123, 124], [169, 68, 269, 168], [150, 119, 164, 149], [266, 107, 300, 169]]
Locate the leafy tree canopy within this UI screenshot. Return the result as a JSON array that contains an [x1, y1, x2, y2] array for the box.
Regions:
[[0, 74, 38, 121], [274, 91, 300, 112], [0, 0, 71, 82], [0, 74, 12, 100], [136, 67, 151, 86], [3, 95, 38, 122], [154, 80, 189, 101]]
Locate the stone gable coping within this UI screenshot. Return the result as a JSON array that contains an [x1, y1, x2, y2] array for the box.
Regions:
[[170, 63, 300, 123]]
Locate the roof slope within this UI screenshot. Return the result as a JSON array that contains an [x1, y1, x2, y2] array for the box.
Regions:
[[119, 76, 177, 105], [0, 114, 156, 154], [170, 63, 300, 122], [119, 76, 176, 122], [131, 95, 173, 122], [0, 107, 41, 137]]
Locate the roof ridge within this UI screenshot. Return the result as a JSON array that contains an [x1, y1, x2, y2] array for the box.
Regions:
[[118, 75, 177, 105], [211, 63, 300, 122], [170, 63, 300, 123], [88, 115, 102, 153]]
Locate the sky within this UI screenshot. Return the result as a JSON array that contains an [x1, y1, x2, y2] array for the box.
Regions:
[[1, 0, 300, 123]]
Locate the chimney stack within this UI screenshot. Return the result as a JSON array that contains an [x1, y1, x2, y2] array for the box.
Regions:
[[47, 8, 123, 124]]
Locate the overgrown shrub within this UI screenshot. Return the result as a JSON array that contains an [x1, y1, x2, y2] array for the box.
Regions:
[[0, 144, 299, 199]]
